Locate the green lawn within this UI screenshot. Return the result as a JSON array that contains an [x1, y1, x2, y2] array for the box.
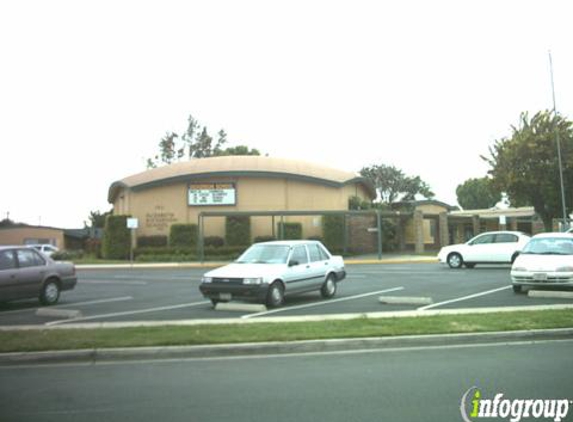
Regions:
[[1, 309, 572, 353]]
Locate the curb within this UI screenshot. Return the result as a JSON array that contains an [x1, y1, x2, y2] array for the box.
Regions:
[[1, 328, 572, 366]]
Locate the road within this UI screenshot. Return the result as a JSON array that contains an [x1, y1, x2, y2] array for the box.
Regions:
[[1, 263, 573, 326], [1, 339, 572, 422]]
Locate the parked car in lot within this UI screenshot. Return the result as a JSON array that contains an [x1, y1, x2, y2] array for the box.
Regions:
[[511, 232, 573, 293], [0, 246, 77, 305], [438, 231, 531, 269], [30, 244, 59, 257], [199, 240, 346, 307]]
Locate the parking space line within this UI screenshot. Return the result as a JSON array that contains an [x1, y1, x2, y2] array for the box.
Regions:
[[417, 286, 511, 311], [57, 297, 134, 308], [45, 300, 210, 326], [242, 287, 404, 319], [0, 297, 134, 318], [79, 280, 148, 286]]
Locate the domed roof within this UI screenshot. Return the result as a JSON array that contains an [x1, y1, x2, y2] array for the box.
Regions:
[[108, 156, 375, 203]]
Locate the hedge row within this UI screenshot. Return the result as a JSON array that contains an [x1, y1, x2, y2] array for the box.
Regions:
[[134, 245, 247, 258]]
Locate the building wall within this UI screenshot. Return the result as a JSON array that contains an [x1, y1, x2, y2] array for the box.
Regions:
[[114, 176, 370, 242], [0, 227, 65, 248]]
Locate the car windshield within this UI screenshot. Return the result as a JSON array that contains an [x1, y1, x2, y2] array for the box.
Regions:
[[521, 237, 573, 255], [235, 244, 291, 264]]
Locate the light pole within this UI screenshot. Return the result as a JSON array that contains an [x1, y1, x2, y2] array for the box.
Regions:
[[549, 51, 568, 230]]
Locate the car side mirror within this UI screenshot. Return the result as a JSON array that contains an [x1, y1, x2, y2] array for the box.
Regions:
[[288, 260, 299, 267]]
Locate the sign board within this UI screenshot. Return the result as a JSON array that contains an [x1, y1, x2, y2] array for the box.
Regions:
[[499, 215, 507, 225], [127, 218, 139, 229], [188, 183, 236, 206]]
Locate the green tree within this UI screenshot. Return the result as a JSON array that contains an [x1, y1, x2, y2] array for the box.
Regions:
[[483, 110, 573, 230], [360, 164, 434, 204], [216, 145, 261, 156], [456, 177, 501, 210], [87, 210, 112, 229], [147, 114, 260, 167]]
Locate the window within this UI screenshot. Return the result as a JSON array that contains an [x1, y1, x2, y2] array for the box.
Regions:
[[471, 234, 495, 245], [290, 246, 308, 265], [0, 250, 16, 270], [308, 244, 325, 262], [495, 234, 518, 243], [16, 249, 45, 268]]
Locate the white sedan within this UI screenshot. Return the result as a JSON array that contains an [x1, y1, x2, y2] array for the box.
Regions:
[[511, 232, 573, 293], [199, 240, 346, 307], [438, 231, 531, 269]]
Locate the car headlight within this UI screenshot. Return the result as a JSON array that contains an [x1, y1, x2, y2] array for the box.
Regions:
[[201, 277, 213, 283], [243, 277, 263, 285], [556, 266, 573, 272]]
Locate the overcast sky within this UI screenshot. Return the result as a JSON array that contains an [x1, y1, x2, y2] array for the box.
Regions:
[[1, 0, 572, 228]]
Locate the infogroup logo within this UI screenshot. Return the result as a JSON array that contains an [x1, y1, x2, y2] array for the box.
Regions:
[[460, 387, 571, 422]]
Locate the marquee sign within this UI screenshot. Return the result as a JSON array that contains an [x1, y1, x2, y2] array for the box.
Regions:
[[188, 183, 236, 206]]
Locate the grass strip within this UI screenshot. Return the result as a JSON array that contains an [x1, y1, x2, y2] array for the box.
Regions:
[[1, 309, 572, 353]]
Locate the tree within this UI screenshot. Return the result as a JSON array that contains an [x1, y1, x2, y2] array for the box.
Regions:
[[456, 177, 501, 210], [0, 218, 16, 228], [216, 145, 261, 156], [360, 164, 434, 204], [147, 114, 260, 168], [87, 210, 112, 229], [483, 110, 573, 230]]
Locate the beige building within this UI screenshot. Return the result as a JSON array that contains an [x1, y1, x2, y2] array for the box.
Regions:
[[0, 226, 65, 248], [108, 156, 375, 242]]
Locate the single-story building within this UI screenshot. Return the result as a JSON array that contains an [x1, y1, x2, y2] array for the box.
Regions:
[[108, 156, 376, 242]]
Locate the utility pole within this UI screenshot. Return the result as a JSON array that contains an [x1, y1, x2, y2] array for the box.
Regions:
[[549, 51, 568, 230]]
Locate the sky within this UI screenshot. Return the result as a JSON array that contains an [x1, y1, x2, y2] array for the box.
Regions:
[[1, 0, 572, 228]]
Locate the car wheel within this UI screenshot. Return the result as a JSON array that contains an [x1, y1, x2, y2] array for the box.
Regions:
[[512, 285, 523, 293], [210, 298, 229, 307], [40, 279, 60, 305], [266, 281, 284, 308], [320, 274, 337, 299], [447, 253, 463, 269]]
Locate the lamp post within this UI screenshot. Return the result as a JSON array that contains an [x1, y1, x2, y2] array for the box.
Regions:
[[549, 51, 568, 230]]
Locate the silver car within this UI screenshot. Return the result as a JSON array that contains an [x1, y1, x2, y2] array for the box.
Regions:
[[0, 246, 77, 305]]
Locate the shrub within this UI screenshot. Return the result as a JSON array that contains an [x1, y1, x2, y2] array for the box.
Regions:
[[52, 250, 85, 261], [322, 215, 345, 252], [226, 216, 251, 246], [170, 224, 198, 248], [134, 246, 194, 257], [277, 222, 302, 240], [204, 236, 225, 248], [102, 215, 131, 260], [254, 235, 277, 243], [137, 235, 168, 247], [381, 218, 399, 252], [84, 238, 102, 258]]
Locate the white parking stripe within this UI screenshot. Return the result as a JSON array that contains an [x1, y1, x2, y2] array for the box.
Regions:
[[79, 280, 148, 285], [57, 297, 134, 308], [418, 286, 511, 310], [0, 297, 134, 317], [242, 287, 404, 319], [45, 300, 210, 326]]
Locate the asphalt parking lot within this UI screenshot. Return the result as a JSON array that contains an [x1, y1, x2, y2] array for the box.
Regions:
[[1, 262, 573, 327]]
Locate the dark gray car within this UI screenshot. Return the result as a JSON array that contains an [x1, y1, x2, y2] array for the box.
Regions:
[[0, 246, 77, 305]]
